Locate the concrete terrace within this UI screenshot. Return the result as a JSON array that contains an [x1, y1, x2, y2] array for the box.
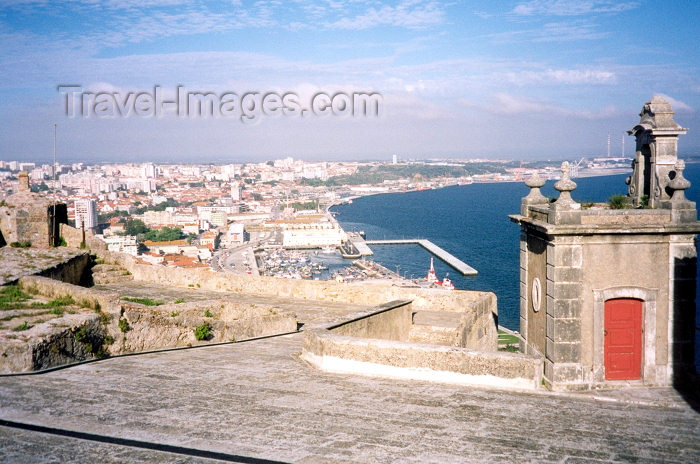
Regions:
[[0, 329, 699, 463]]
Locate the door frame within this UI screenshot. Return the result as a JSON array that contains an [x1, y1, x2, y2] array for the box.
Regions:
[[593, 286, 657, 384]]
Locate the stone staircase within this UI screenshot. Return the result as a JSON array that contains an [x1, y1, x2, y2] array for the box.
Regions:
[[91, 263, 134, 285], [408, 311, 463, 347]]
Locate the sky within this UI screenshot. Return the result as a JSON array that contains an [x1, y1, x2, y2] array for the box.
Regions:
[[0, 0, 698, 164]]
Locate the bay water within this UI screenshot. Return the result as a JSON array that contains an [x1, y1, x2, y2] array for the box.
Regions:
[[332, 164, 700, 333]]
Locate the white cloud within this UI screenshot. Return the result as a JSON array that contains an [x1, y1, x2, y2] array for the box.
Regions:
[[511, 0, 640, 16], [507, 68, 616, 85], [324, 1, 444, 30], [486, 20, 609, 42], [476, 93, 619, 119], [656, 94, 694, 113]]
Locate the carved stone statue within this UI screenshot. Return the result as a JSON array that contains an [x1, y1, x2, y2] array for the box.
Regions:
[[627, 96, 688, 208]]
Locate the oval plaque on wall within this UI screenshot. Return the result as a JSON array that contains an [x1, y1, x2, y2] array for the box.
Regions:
[[532, 277, 542, 312]]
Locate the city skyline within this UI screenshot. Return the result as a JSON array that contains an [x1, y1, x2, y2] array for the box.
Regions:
[[1, 0, 698, 162]]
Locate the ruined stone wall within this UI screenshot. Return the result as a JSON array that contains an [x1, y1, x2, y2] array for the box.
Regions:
[[59, 223, 107, 251], [99, 250, 498, 351], [102, 250, 496, 311], [36, 252, 92, 286], [9, 275, 298, 370], [0, 314, 102, 373]]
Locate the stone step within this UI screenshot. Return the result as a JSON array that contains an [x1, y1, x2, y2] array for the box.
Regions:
[[412, 311, 461, 328], [408, 324, 458, 347], [92, 264, 123, 273], [92, 272, 134, 285]]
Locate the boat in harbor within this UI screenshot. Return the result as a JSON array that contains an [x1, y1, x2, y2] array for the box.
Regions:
[[425, 257, 454, 290]]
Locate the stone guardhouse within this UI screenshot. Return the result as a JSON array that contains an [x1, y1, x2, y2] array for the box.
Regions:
[[0, 171, 67, 248], [511, 97, 699, 390]]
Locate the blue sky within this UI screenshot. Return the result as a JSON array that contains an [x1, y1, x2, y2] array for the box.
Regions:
[[0, 0, 698, 163]]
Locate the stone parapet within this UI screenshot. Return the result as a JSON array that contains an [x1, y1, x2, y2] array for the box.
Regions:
[[302, 329, 543, 390]]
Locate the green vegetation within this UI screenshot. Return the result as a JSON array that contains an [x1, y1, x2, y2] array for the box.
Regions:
[[30, 181, 49, 193], [56, 236, 67, 247], [204, 309, 213, 317], [12, 321, 31, 331], [301, 162, 521, 186], [640, 194, 649, 208], [608, 194, 631, 209], [251, 193, 264, 201], [121, 297, 164, 306], [48, 295, 75, 307], [118, 318, 130, 333], [74, 326, 108, 357], [194, 322, 212, 341], [120, 219, 184, 242], [0, 285, 31, 309], [97, 210, 129, 223], [122, 218, 150, 236], [498, 329, 521, 352], [145, 226, 183, 242], [10, 241, 31, 248], [170, 311, 179, 317], [281, 201, 318, 211], [174, 298, 185, 304], [132, 198, 182, 215]]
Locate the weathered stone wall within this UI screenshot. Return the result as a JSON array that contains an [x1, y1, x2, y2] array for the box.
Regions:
[[99, 249, 498, 350], [0, 314, 102, 373], [13, 275, 298, 364], [329, 301, 413, 341], [302, 330, 543, 390], [119, 300, 296, 352], [35, 252, 92, 286], [60, 223, 107, 251]]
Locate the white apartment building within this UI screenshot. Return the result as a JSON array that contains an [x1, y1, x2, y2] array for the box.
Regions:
[[74, 198, 98, 230]]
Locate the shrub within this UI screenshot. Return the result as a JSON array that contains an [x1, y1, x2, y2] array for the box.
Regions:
[[174, 298, 185, 304], [194, 323, 212, 341], [56, 237, 67, 247], [170, 311, 179, 317], [608, 195, 631, 209], [73, 326, 108, 358], [118, 318, 130, 333], [10, 241, 31, 248], [204, 309, 213, 317]]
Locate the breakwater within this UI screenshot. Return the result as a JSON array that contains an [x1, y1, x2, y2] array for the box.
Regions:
[[365, 239, 477, 275]]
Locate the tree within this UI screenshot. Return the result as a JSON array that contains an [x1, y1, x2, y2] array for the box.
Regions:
[[123, 219, 150, 236], [145, 227, 183, 242], [251, 193, 264, 201]]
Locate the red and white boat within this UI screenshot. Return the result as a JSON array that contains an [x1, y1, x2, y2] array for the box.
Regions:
[[425, 258, 454, 290]]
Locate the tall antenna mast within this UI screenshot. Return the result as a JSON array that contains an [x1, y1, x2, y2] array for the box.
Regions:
[[53, 124, 57, 207], [51, 123, 57, 246], [621, 134, 625, 158], [607, 132, 611, 158]]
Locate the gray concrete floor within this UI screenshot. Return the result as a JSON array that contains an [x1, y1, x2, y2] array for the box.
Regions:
[[1, 331, 699, 464]]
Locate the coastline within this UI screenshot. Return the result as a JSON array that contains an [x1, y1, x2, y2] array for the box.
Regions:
[[325, 167, 633, 211]]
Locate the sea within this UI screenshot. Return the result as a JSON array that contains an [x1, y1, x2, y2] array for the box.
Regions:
[[332, 163, 700, 335]]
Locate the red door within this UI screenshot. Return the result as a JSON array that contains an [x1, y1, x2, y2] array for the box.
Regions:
[[604, 299, 642, 380]]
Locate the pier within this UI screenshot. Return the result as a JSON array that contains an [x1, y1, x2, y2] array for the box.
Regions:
[[365, 239, 478, 275]]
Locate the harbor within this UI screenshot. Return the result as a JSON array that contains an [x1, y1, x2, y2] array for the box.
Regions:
[[365, 239, 478, 276]]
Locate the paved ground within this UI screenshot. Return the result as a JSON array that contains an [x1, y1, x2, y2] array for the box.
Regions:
[[0, 331, 698, 464]]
